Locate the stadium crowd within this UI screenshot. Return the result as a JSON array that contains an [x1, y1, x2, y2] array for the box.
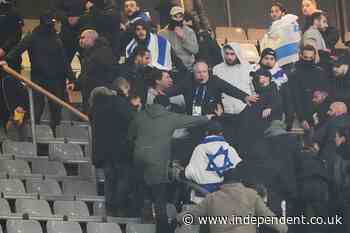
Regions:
[[1, 0, 350, 232]]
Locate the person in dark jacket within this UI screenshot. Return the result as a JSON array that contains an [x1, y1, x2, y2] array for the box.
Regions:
[[89, 77, 135, 217], [251, 68, 283, 121], [128, 95, 217, 233], [0, 0, 23, 71], [0, 75, 28, 133], [290, 45, 330, 130], [332, 56, 350, 106], [167, 60, 258, 116], [74, 29, 116, 112], [52, 0, 85, 63], [117, 46, 152, 104], [4, 12, 75, 130], [312, 89, 333, 128], [314, 102, 350, 163], [80, 0, 121, 60]]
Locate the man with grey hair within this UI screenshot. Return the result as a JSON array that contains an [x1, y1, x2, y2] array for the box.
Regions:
[[72, 29, 117, 112]]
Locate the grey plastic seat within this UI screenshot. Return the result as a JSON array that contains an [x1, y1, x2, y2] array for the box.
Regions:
[[6, 220, 43, 233], [93, 201, 106, 216], [26, 179, 62, 196], [31, 160, 67, 177], [25, 125, 55, 141], [63, 180, 97, 196], [49, 144, 84, 161], [87, 222, 122, 233], [0, 159, 31, 175], [0, 198, 11, 215], [0, 179, 25, 194], [47, 221, 82, 233], [176, 225, 200, 233], [2, 141, 37, 157], [15, 199, 52, 216], [56, 125, 89, 141], [53, 200, 89, 217], [126, 224, 156, 233]]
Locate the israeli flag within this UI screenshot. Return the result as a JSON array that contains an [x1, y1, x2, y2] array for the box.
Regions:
[[126, 33, 172, 71], [261, 14, 301, 67]]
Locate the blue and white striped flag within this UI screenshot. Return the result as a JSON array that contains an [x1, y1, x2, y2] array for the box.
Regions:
[[126, 33, 172, 71], [261, 14, 301, 67]]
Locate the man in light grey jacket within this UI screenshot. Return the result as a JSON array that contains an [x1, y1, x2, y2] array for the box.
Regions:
[[302, 11, 328, 51], [159, 6, 199, 70]]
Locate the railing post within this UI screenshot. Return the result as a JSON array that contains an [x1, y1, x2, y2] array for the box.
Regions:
[[27, 87, 37, 145]]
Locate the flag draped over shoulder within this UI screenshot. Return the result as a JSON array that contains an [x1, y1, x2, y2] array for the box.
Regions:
[[126, 33, 172, 70], [261, 14, 301, 67]]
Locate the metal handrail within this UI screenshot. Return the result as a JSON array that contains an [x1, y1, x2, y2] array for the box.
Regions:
[[1, 64, 89, 122]]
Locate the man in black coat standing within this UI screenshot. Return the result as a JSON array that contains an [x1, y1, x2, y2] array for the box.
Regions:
[[73, 29, 116, 112], [0, 0, 23, 71], [52, 0, 85, 63], [89, 77, 135, 217], [4, 12, 75, 131], [290, 45, 330, 131]]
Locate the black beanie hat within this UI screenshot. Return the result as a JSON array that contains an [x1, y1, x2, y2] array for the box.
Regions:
[[260, 48, 277, 60]]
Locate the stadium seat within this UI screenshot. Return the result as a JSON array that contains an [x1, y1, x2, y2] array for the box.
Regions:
[[6, 220, 43, 233], [0, 198, 12, 215], [93, 201, 106, 216], [126, 224, 156, 233], [31, 160, 67, 177], [49, 143, 84, 162], [2, 141, 37, 157], [176, 225, 200, 233], [215, 27, 247, 43], [53, 200, 90, 217], [87, 222, 122, 233], [62, 180, 97, 196], [26, 179, 62, 196], [24, 125, 55, 142], [0, 179, 26, 194], [15, 199, 52, 216], [239, 43, 260, 63], [0, 159, 30, 175], [47, 221, 82, 233], [247, 28, 267, 41], [56, 125, 89, 141]]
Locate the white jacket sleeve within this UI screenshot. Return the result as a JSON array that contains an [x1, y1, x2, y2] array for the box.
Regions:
[[228, 146, 242, 168]]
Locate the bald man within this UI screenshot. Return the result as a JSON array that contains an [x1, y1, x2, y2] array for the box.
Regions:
[[76, 29, 117, 112], [314, 101, 350, 158], [327, 102, 348, 118]]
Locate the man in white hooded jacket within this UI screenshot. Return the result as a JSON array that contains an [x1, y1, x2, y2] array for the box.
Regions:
[[213, 42, 255, 115]]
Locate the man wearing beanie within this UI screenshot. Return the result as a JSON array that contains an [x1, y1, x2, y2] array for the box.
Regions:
[[126, 19, 173, 70], [258, 48, 294, 130], [159, 6, 199, 70]]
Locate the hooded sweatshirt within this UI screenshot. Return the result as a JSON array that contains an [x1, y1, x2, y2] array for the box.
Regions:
[[129, 104, 208, 185], [213, 42, 255, 114]]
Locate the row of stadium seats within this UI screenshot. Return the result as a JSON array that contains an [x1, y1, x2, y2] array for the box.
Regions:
[[0, 219, 152, 233], [0, 140, 88, 162]]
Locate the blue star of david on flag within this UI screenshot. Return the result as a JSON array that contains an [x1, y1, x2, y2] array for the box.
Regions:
[[206, 146, 233, 177]]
